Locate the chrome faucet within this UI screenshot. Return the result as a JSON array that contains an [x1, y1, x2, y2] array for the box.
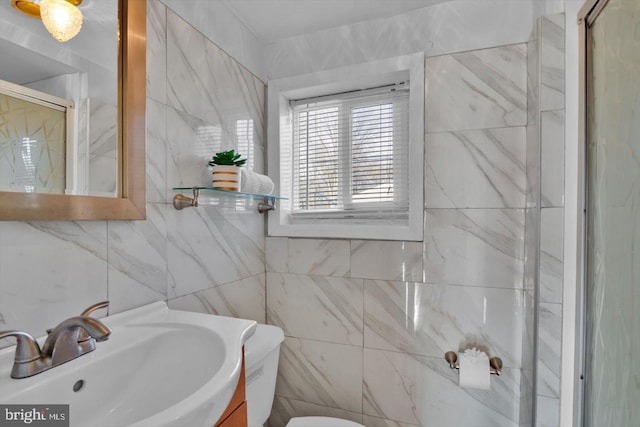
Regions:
[[41, 316, 111, 365], [44, 301, 110, 354], [0, 302, 112, 379]]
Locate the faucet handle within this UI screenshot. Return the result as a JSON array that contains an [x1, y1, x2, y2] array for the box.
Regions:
[[0, 331, 48, 378], [81, 301, 110, 317], [0, 330, 42, 363]]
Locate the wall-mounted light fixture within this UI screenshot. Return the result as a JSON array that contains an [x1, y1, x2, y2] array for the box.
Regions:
[[11, 0, 83, 43]]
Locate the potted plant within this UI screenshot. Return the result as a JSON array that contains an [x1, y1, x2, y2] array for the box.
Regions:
[[208, 149, 247, 191]]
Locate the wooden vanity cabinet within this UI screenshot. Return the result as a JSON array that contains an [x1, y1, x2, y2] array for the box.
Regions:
[[215, 348, 247, 427]]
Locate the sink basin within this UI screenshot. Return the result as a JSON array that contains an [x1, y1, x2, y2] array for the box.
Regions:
[[0, 302, 256, 427]]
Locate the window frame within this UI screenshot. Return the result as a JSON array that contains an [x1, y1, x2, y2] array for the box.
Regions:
[[267, 53, 424, 241]]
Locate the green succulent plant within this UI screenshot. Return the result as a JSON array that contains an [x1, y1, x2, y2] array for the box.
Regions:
[[208, 149, 247, 167]]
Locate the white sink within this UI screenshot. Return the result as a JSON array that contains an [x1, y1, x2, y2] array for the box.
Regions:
[[0, 302, 257, 427]]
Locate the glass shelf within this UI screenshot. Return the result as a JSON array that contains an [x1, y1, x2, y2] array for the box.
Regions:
[[172, 186, 286, 201], [172, 187, 286, 213]]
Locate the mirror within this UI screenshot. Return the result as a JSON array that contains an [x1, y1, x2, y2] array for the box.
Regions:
[[0, 0, 146, 220]]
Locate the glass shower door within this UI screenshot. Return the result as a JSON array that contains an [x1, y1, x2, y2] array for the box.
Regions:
[[584, 0, 640, 425]]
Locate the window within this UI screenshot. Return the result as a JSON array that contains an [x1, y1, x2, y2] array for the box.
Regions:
[[268, 53, 424, 240], [291, 84, 409, 219]]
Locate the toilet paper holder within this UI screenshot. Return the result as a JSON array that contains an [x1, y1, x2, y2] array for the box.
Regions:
[[444, 351, 503, 376]]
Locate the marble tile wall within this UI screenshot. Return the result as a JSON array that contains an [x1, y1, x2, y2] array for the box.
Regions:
[[0, 0, 267, 345], [159, 0, 266, 81], [524, 13, 566, 427], [266, 42, 529, 427], [88, 99, 118, 196], [265, 0, 533, 80], [537, 14, 565, 427]]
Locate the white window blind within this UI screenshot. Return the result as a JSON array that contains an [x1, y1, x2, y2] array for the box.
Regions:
[[291, 83, 410, 222]]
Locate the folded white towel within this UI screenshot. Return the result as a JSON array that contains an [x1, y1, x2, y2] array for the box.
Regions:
[[240, 169, 275, 195]]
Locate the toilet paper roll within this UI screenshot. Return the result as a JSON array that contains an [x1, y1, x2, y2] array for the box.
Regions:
[[458, 348, 490, 390]]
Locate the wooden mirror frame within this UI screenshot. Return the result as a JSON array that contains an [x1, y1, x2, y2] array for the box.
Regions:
[[0, 0, 146, 221]]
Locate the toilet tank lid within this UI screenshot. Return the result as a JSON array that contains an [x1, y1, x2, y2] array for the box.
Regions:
[[287, 417, 365, 427], [244, 324, 284, 369]]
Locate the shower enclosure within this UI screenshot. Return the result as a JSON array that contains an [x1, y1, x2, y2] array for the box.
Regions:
[[581, 0, 640, 425]]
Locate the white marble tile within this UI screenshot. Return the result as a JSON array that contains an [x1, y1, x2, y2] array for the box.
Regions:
[[165, 8, 265, 201], [351, 240, 422, 282], [540, 110, 565, 207], [266, 0, 533, 80], [267, 273, 363, 346], [540, 14, 565, 112], [425, 127, 526, 208], [535, 396, 560, 427], [76, 98, 90, 196], [536, 303, 562, 399], [0, 221, 108, 339], [166, 106, 224, 190], [147, 0, 167, 104], [426, 44, 527, 133], [107, 266, 165, 315], [168, 274, 265, 323], [270, 397, 364, 427], [288, 238, 350, 277], [107, 203, 167, 309], [266, 237, 288, 273], [540, 208, 564, 303], [88, 155, 118, 196], [166, 10, 264, 129], [89, 101, 118, 158], [166, 205, 264, 298], [364, 281, 523, 367], [211, 202, 265, 249], [276, 337, 363, 413], [161, 0, 266, 81], [88, 100, 118, 196], [424, 209, 525, 288], [363, 349, 520, 426], [146, 99, 167, 203]]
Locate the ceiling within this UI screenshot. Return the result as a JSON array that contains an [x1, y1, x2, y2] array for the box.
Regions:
[[220, 0, 455, 43]]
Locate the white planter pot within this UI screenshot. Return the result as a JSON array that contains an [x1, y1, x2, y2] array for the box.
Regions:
[[211, 165, 241, 191]]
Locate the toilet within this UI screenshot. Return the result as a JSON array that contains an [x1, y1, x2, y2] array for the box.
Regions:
[[244, 324, 364, 427]]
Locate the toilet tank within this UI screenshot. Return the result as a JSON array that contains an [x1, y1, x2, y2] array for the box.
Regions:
[[244, 324, 285, 427]]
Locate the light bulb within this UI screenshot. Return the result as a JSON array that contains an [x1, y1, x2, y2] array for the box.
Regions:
[[40, 0, 83, 42]]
